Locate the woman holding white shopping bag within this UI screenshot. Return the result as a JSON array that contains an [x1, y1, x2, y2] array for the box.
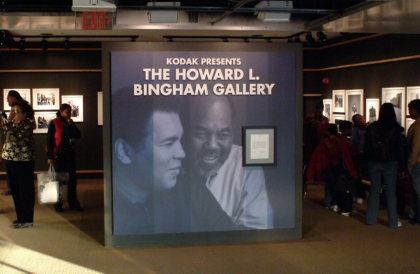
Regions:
[[2, 100, 36, 229], [46, 103, 82, 212]]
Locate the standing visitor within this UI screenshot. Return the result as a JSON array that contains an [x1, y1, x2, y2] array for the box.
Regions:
[[2, 100, 36, 228], [364, 103, 408, 228], [303, 102, 329, 186], [46, 103, 82, 212], [351, 114, 369, 204], [407, 99, 420, 224], [1, 90, 25, 196]]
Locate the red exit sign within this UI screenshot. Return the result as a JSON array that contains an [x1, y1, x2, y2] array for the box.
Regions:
[[82, 11, 113, 30]]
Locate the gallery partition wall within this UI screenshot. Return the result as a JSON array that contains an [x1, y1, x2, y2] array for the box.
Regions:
[[102, 42, 303, 247]]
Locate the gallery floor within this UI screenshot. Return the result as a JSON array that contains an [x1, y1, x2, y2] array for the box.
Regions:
[[0, 179, 419, 273]]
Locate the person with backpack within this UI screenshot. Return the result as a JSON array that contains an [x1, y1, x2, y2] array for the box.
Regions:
[[307, 123, 358, 212], [364, 103, 409, 228], [46, 103, 82, 212]]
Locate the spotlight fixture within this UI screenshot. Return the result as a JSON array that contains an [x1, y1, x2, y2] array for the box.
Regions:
[[167, 37, 174, 42], [19, 38, 26, 50], [64, 38, 70, 50], [130, 37, 136, 42], [305, 32, 315, 46], [287, 38, 293, 43], [316, 31, 327, 42], [0, 30, 14, 48], [293, 36, 301, 43], [41, 38, 48, 50], [243, 38, 249, 43], [222, 38, 229, 42], [266, 38, 272, 43]]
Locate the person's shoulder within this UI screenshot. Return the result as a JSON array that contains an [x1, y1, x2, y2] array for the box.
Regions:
[[228, 145, 243, 163]]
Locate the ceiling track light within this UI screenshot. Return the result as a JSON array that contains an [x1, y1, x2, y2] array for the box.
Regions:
[[243, 38, 249, 42], [305, 32, 315, 46], [19, 38, 25, 50], [162, 32, 309, 43], [316, 31, 327, 42], [41, 38, 48, 50], [0, 30, 14, 48], [64, 38, 70, 50]]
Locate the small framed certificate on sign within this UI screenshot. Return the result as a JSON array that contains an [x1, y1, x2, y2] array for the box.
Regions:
[[242, 126, 277, 166]]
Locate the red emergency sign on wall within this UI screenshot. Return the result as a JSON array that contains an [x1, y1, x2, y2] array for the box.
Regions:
[[82, 11, 113, 30]]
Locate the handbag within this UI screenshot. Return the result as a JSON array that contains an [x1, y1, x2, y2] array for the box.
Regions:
[[37, 166, 69, 204]]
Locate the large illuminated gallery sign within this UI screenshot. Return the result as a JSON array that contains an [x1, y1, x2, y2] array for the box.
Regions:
[[103, 43, 302, 246]]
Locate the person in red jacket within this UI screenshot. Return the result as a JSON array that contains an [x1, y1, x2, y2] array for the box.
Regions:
[[307, 123, 358, 214], [46, 103, 82, 212]]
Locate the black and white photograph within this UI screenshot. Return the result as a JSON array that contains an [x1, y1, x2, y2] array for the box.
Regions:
[[333, 113, 345, 130], [34, 112, 56, 134], [382, 87, 406, 128], [32, 88, 60, 110], [407, 86, 420, 115], [322, 99, 332, 121], [62, 95, 83, 122], [365, 98, 380, 123], [332, 90, 345, 113], [345, 89, 363, 121], [3, 89, 31, 110]]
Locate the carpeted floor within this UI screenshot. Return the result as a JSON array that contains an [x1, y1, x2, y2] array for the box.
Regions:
[[0, 179, 420, 273]]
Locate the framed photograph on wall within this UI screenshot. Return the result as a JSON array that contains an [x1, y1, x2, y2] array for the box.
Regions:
[[345, 89, 364, 121], [332, 113, 345, 131], [62, 95, 83, 122], [407, 86, 420, 115], [365, 98, 380, 123], [332, 90, 345, 113], [32, 88, 60, 110], [406, 118, 415, 134], [322, 99, 332, 121], [98, 92, 103, 125], [34, 112, 56, 134], [3, 89, 31, 110], [382, 87, 406, 128]]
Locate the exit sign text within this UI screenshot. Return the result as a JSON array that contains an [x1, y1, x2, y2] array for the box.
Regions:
[[82, 11, 113, 30]]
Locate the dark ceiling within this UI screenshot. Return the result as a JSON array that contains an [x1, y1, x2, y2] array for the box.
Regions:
[[0, 0, 378, 14], [2, 0, 420, 47]]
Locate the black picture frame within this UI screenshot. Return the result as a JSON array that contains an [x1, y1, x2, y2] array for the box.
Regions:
[[242, 126, 277, 166]]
